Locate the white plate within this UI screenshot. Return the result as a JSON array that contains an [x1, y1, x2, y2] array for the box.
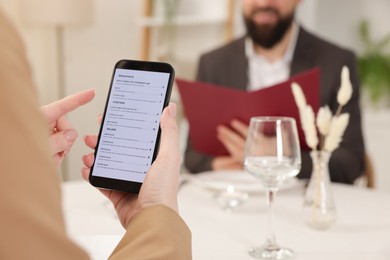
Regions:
[[190, 170, 299, 193]]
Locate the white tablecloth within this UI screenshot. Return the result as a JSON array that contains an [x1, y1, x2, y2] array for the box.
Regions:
[[62, 178, 390, 260]]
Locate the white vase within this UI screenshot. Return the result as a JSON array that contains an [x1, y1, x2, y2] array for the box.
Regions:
[[303, 151, 337, 230]]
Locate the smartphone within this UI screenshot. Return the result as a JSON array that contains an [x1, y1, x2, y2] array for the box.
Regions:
[[89, 59, 175, 193]]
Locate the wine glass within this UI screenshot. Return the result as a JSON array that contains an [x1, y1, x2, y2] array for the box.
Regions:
[[244, 117, 301, 259]]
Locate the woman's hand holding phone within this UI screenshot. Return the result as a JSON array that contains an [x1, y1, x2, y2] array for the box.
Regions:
[[88, 60, 175, 192], [82, 103, 180, 229]]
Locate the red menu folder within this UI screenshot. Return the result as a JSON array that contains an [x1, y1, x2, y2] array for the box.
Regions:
[[176, 68, 320, 156]]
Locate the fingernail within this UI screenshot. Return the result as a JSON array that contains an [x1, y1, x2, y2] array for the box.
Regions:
[[168, 102, 177, 117], [64, 129, 78, 142]]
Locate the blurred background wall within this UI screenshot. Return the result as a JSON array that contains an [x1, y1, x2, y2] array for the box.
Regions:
[[1, 0, 389, 191]]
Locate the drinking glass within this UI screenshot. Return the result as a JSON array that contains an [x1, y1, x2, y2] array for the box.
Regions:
[[244, 117, 301, 259]]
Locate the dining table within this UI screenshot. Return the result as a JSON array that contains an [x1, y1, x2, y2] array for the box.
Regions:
[[62, 172, 390, 260]]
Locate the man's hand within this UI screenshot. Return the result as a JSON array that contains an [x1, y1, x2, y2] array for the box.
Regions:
[[211, 156, 243, 171], [82, 103, 181, 229], [40, 89, 95, 166], [212, 119, 248, 170]]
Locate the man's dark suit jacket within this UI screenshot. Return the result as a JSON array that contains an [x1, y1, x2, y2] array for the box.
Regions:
[[184, 26, 365, 184]]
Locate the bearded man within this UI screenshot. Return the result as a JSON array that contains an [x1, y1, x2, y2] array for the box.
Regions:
[[184, 0, 365, 184]]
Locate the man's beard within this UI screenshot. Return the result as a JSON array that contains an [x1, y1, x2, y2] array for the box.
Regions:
[[244, 8, 295, 49]]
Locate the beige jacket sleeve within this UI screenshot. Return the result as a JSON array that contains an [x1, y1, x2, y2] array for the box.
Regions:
[[110, 205, 192, 260], [0, 9, 191, 260]]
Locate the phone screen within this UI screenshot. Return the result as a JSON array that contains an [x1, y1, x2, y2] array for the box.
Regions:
[[90, 60, 174, 192]]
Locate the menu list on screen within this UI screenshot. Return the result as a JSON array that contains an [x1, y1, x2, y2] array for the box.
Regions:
[[92, 68, 170, 183]]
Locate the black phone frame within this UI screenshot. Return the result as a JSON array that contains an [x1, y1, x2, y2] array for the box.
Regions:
[[89, 59, 175, 193]]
